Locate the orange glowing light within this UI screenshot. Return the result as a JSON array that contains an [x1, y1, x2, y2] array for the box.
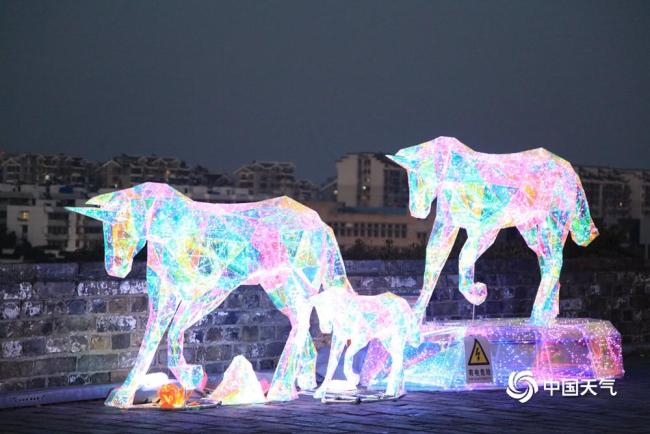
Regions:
[[158, 383, 186, 409]]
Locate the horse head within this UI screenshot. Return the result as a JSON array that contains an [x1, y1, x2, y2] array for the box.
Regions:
[[387, 136, 455, 219], [310, 290, 337, 334], [310, 287, 355, 335], [66, 183, 177, 278]]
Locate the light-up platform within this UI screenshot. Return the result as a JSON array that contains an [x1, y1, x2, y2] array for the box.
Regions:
[[360, 318, 624, 391]]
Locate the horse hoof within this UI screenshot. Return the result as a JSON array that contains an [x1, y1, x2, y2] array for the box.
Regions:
[[267, 383, 298, 402], [313, 387, 326, 400], [297, 375, 317, 391], [462, 282, 487, 306], [105, 387, 134, 408], [171, 364, 207, 391]]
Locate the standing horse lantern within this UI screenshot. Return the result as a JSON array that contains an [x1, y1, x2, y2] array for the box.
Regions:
[[67, 182, 355, 408], [387, 136, 599, 326]]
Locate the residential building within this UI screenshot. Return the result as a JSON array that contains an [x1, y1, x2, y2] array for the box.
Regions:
[[234, 161, 319, 201], [0, 153, 97, 186], [575, 165, 650, 247], [577, 166, 632, 227], [306, 201, 435, 250], [95, 155, 192, 188], [1, 185, 102, 255], [189, 166, 233, 188], [335, 153, 408, 208], [318, 176, 337, 202]]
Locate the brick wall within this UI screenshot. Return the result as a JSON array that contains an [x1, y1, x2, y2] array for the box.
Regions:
[[1, 259, 649, 393]]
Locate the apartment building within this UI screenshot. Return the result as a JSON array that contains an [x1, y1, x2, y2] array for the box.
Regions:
[[335, 153, 408, 208], [234, 161, 319, 201], [576, 166, 650, 246], [307, 201, 435, 250], [96, 155, 192, 188], [0, 184, 102, 255], [0, 153, 97, 186]]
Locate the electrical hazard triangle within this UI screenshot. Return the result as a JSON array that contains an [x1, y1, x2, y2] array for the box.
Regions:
[[467, 339, 490, 365]]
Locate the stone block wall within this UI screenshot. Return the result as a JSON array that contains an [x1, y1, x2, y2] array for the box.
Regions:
[[0, 263, 291, 393], [1, 259, 649, 393]]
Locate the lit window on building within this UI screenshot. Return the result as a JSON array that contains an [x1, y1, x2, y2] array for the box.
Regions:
[[18, 210, 29, 221]]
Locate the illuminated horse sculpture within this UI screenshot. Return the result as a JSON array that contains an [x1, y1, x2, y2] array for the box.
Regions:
[[67, 182, 353, 408], [311, 287, 420, 399], [387, 137, 598, 326]]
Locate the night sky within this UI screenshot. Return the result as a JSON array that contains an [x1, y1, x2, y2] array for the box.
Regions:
[[1, 1, 649, 182]]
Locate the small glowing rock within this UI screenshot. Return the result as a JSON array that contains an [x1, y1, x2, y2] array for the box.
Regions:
[[210, 355, 267, 405]]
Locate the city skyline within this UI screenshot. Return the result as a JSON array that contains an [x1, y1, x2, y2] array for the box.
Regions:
[[3, 148, 650, 189], [2, 1, 649, 182], [1, 147, 647, 257]]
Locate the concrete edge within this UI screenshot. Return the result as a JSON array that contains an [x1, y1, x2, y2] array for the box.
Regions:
[[0, 371, 279, 409], [0, 383, 115, 409]]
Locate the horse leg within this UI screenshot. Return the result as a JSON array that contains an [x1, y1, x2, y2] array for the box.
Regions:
[[518, 222, 565, 325], [265, 275, 313, 401], [458, 227, 500, 305], [105, 285, 179, 408], [414, 219, 459, 324], [313, 334, 346, 399], [342, 339, 365, 386], [296, 335, 318, 391], [384, 336, 406, 397], [166, 289, 230, 391]]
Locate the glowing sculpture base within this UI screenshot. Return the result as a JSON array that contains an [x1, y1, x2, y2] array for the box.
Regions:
[[360, 318, 623, 391]]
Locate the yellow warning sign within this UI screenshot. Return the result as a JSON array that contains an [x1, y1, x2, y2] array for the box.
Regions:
[[468, 339, 490, 365]]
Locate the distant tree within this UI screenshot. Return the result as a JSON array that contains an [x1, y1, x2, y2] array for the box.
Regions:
[[0, 230, 17, 249], [344, 239, 371, 259], [61, 248, 104, 262]]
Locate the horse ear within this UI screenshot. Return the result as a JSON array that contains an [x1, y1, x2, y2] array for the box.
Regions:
[[386, 154, 412, 169], [65, 207, 116, 223], [86, 192, 116, 206]]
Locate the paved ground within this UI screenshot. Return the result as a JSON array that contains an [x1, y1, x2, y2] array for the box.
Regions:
[[1, 357, 649, 434]]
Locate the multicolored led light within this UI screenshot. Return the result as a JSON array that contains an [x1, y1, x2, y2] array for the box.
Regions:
[[387, 136, 599, 326], [311, 287, 420, 399], [66, 135, 621, 407], [67, 182, 354, 408]]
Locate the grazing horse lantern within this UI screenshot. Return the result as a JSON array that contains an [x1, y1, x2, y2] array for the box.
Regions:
[[387, 137, 599, 326], [67, 182, 354, 408]]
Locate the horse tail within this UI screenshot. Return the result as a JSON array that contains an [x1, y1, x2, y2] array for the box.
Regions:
[[570, 177, 599, 246], [321, 226, 355, 294]]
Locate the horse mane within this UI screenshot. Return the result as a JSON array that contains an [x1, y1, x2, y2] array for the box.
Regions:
[[86, 182, 186, 208], [426, 137, 458, 181], [133, 182, 188, 201]]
